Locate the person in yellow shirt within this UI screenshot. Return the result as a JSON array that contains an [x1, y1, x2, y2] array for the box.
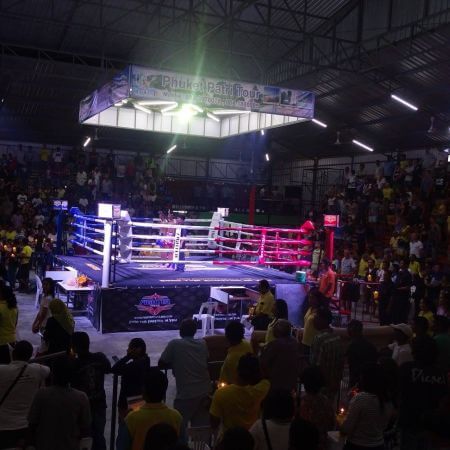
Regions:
[[210, 354, 270, 434], [5, 226, 16, 242], [18, 238, 33, 291], [418, 298, 435, 336], [116, 368, 182, 450], [357, 254, 369, 278], [0, 281, 18, 364], [408, 254, 421, 276], [301, 288, 322, 353], [382, 182, 394, 200], [220, 321, 253, 384], [265, 299, 289, 344], [251, 279, 275, 330]]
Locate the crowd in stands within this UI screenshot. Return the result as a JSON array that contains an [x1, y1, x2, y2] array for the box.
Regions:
[[0, 144, 448, 450]]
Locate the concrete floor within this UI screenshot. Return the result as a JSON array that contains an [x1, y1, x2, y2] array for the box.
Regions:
[[16, 290, 190, 449]]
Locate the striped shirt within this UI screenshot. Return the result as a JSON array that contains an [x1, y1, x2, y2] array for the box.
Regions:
[[341, 392, 393, 447]]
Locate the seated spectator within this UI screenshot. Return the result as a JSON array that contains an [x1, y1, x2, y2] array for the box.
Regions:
[[418, 298, 434, 335], [0, 341, 50, 449], [265, 299, 288, 344], [340, 363, 394, 450], [210, 354, 270, 433], [301, 288, 322, 354], [437, 288, 450, 317], [398, 336, 448, 450], [159, 319, 210, 435], [310, 308, 344, 399], [117, 368, 182, 450], [298, 367, 335, 450], [260, 319, 300, 392], [346, 320, 378, 387], [289, 418, 320, 450], [112, 338, 151, 416], [70, 332, 111, 450], [28, 356, 91, 450], [143, 423, 177, 450], [220, 427, 255, 450], [388, 323, 413, 366], [220, 321, 253, 385], [433, 315, 450, 372], [43, 298, 74, 354], [250, 389, 294, 450]]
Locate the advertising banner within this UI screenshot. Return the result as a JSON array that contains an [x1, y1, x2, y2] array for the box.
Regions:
[[79, 67, 130, 122], [100, 286, 253, 333], [130, 65, 314, 119]]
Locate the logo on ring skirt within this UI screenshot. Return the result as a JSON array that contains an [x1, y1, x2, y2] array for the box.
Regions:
[[135, 293, 175, 316]]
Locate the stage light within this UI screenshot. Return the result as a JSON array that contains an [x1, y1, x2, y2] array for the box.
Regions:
[[312, 118, 327, 128], [265, 153, 270, 161], [261, 129, 265, 136], [210, 109, 251, 115], [391, 94, 418, 111], [161, 103, 178, 113], [166, 145, 177, 154], [83, 137, 91, 147], [352, 139, 374, 152], [138, 100, 177, 106], [207, 112, 220, 122], [134, 104, 152, 114]]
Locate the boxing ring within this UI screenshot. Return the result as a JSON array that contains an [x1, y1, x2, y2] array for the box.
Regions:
[[57, 209, 314, 332]]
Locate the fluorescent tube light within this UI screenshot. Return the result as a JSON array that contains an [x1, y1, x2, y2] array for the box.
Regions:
[[352, 139, 374, 152], [391, 94, 418, 111]]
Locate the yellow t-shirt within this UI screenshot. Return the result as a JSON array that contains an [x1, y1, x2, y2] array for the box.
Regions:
[[419, 311, 434, 336], [210, 380, 270, 432], [382, 187, 394, 200], [5, 231, 16, 241], [409, 261, 420, 275], [21, 245, 33, 264], [302, 308, 318, 346], [125, 403, 182, 450], [358, 259, 368, 278], [0, 301, 18, 345], [220, 340, 253, 385], [254, 291, 275, 317]]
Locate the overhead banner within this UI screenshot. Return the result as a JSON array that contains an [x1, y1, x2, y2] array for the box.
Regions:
[[79, 67, 130, 122], [129, 65, 314, 119]]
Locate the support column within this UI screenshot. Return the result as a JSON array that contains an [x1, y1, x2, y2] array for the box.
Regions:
[[102, 221, 112, 288], [311, 157, 319, 211]]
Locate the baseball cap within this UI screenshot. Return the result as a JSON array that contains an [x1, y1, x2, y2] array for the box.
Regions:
[[390, 323, 413, 338]]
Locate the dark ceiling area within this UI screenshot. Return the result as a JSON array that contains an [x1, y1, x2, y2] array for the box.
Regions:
[[1, 0, 450, 160]]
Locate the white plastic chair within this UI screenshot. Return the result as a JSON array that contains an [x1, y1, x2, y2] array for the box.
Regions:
[[34, 274, 43, 309], [193, 301, 218, 337]]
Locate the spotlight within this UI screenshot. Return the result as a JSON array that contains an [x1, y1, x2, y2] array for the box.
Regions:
[[391, 94, 418, 111], [352, 139, 374, 152], [207, 112, 220, 122], [166, 144, 177, 154], [312, 118, 327, 128], [83, 137, 91, 147], [261, 129, 265, 136], [265, 153, 270, 161]]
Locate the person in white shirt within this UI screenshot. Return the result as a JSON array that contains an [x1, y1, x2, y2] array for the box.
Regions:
[[250, 389, 294, 450], [409, 233, 423, 259], [341, 248, 357, 276], [388, 324, 413, 366], [32, 278, 55, 353], [0, 341, 50, 448]]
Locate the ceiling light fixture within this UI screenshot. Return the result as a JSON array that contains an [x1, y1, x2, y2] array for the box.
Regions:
[[312, 118, 327, 128], [83, 137, 91, 147], [391, 94, 418, 111], [352, 139, 374, 152], [161, 103, 179, 113], [166, 144, 177, 154], [265, 153, 270, 162], [207, 112, 220, 122], [114, 101, 124, 107], [134, 104, 152, 114], [183, 103, 203, 113]]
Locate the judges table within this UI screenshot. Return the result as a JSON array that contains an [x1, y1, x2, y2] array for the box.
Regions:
[[56, 281, 95, 313], [210, 286, 259, 317]]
